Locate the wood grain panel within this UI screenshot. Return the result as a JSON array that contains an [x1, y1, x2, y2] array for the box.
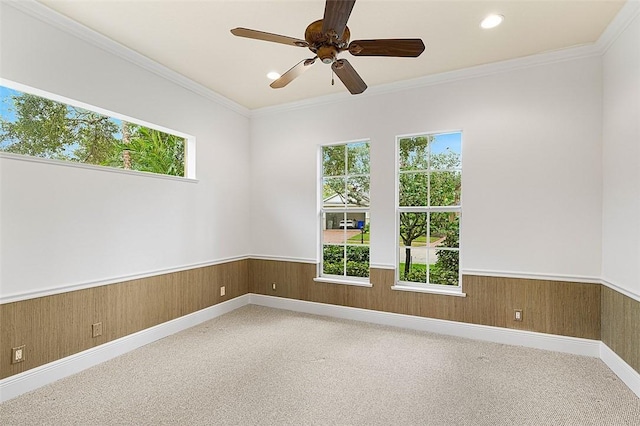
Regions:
[[0, 260, 248, 380], [249, 259, 314, 301], [464, 275, 503, 327], [248, 261, 602, 341], [601, 286, 640, 373], [546, 280, 601, 339]]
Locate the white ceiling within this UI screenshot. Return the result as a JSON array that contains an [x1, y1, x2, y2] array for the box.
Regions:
[[37, 0, 626, 110]]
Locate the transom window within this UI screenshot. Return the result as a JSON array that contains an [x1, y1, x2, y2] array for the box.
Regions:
[[397, 132, 462, 287], [0, 81, 193, 178], [320, 141, 370, 280]]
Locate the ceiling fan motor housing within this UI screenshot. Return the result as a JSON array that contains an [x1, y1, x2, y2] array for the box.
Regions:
[[305, 19, 350, 64]]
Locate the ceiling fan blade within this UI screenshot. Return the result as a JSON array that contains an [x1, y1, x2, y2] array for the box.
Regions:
[[270, 58, 316, 89], [231, 28, 308, 48], [322, 0, 356, 39], [348, 39, 425, 57], [331, 59, 367, 94]]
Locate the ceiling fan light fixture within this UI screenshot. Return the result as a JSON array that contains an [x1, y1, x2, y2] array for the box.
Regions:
[[317, 45, 338, 64], [480, 14, 504, 29], [266, 71, 281, 80]]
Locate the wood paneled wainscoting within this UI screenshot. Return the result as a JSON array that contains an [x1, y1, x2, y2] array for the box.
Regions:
[[249, 260, 602, 340], [3, 258, 637, 385], [601, 286, 640, 374], [0, 260, 249, 380]]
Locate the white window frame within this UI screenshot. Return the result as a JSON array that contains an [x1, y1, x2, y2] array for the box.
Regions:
[[315, 139, 371, 287], [0, 78, 196, 180], [393, 130, 464, 297]]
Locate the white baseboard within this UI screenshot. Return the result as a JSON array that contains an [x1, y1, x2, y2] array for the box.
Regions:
[[0, 294, 250, 403], [249, 294, 601, 358], [2, 294, 637, 402], [600, 343, 640, 398]]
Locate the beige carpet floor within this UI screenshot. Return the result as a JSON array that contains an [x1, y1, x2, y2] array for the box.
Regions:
[[1, 305, 639, 425]]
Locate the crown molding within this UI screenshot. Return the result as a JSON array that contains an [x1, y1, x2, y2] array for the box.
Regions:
[[596, 0, 640, 54], [4, 0, 250, 117], [250, 43, 602, 117]]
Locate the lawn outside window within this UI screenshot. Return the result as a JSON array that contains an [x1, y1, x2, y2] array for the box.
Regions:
[[319, 140, 370, 284], [396, 131, 462, 294]]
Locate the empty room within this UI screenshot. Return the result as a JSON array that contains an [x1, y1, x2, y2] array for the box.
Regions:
[[1, 0, 639, 424]]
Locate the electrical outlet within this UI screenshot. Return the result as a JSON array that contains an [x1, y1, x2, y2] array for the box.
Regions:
[[220, 286, 226, 296], [92, 322, 103, 338], [11, 345, 25, 364], [514, 309, 523, 322], [272, 282, 276, 291]]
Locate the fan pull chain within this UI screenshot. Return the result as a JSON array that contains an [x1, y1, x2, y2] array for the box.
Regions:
[[331, 69, 335, 86]]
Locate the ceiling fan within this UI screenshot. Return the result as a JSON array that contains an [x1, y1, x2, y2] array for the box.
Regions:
[[230, 0, 425, 95]]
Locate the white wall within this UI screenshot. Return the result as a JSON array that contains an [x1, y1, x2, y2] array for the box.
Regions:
[[250, 56, 604, 279], [602, 13, 640, 298], [0, 4, 251, 301], [1, 2, 622, 302]]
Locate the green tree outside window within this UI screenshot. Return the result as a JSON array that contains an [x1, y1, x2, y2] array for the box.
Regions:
[[1, 87, 186, 177], [398, 133, 461, 286]]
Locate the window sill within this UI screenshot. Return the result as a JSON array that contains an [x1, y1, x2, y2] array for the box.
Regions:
[[391, 285, 466, 297], [313, 277, 373, 288], [0, 152, 198, 182]]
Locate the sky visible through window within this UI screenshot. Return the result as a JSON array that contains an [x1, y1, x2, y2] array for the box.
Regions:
[[430, 132, 461, 157], [0, 86, 18, 130]]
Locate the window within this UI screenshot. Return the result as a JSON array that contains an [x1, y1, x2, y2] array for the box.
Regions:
[[0, 81, 193, 178], [397, 132, 461, 287], [320, 141, 370, 281]]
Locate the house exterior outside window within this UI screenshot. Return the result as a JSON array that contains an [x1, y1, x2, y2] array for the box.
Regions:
[[320, 140, 370, 281]]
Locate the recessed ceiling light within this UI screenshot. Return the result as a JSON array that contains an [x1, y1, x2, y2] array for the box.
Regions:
[[480, 14, 504, 29], [267, 71, 281, 80]]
